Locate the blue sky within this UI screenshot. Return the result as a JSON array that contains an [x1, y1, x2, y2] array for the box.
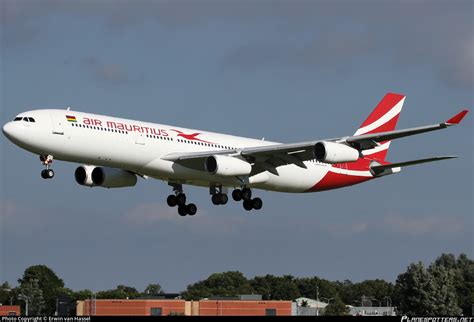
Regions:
[[1, 0, 472, 293]]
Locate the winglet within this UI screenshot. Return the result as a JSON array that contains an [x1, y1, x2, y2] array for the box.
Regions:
[[446, 109, 469, 125]]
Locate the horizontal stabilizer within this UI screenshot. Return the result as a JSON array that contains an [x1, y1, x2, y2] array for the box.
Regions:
[[370, 156, 457, 177]]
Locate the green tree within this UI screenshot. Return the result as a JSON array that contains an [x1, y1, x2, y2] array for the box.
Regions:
[[250, 274, 300, 300], [428, 262, 461, 315], [395, 260, 462, 315], [295, 277, 338, 301], [334, 280, 356, 305], [18, 265, 64, 315], [270, 275, 301, 300], [324, 296, 349, 316], [96, 285, 140, 299], [395, 262, 437, 315], [183, 271, 253, 300], [433, 253, 472, 315], [0, 282, 13, 305], [73, 289, 94, 301], [351, 279, 395, 306], [248, 275, 272, 300], [18, 278, 46, 315], [143, 283, 164, 296], [455, 253, 474, 315]]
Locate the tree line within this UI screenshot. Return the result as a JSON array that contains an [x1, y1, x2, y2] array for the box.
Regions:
[[0, 253, 472, 316]]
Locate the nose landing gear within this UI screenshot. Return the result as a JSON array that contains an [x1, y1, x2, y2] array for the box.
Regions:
[[39, 155, 54, 179]]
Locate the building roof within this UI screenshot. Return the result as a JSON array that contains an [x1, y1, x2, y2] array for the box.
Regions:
[[295, 297, 328, 308]]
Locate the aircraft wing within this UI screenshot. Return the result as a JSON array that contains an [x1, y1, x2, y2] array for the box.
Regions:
[[161, 110, 468, 175], [345, 109, 468, 150], [161, 142, 317, 175]]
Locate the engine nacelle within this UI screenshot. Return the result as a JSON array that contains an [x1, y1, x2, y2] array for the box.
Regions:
[[74, 165, 96, 187], [75, 166, 137, 188], [91, 167, 137, 188], [314, 141, 360, 163], [205, 155, 252, 176]]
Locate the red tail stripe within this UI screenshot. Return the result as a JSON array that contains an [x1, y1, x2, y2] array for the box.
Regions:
[[308, 171, 372, 192], [361, 113, 401, 135], [360, 93, 405, 128]]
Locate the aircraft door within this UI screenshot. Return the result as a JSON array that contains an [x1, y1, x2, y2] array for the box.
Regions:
[[50, 112, 64, 135], [135, 132, 145, 145]]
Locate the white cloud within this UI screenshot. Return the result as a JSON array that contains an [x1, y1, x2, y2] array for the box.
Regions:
[[123, 202, 245, 236], [327, 220, 369, 237], [383, 214, 465, 237]]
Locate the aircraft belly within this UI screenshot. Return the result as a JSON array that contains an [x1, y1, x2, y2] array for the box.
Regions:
[[140, 157, 246, 186], [254, 163, 330, 193]]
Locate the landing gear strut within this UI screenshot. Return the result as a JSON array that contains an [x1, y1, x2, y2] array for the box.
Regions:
[[39, 155, 54, 179], [232, 188, 263, 211], [166, 183, 197, 216]]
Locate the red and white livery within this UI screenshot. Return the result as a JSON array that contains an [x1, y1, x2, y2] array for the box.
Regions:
[[2, 93, 469, 216]]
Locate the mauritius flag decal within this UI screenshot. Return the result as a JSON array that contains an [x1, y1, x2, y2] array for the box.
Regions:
[[66, 115, 77, 122]]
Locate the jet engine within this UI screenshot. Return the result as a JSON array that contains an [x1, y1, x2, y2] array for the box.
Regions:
[[75, 166, 137, 188], [74, 165, 96, 187], [204, 155, 252, 176], [314, 141, 360, 163]]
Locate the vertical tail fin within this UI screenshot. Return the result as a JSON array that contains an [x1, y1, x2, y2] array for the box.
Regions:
[[354, 93, 406, 161]]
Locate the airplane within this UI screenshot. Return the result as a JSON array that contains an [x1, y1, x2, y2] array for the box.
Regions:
[[2, 93, 468, 217]]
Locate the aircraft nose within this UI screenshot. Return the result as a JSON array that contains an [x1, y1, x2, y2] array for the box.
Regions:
[[2, 121, 21, 142], [3, 122, 13, 138]]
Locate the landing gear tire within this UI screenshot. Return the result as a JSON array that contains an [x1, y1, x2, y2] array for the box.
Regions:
[[241, 188, 252, 201], [187, 203, 197, 216], [212, 194, 228, 205], [212, 194, 220, 205], [243, 199, 253, 211], [176, 193, 186, 206], [178, 205, 188, 216], [41, 169, 54, 179], [252, 197, 263, 210], [232, 189, 242, 201], [219, 194, 228, 205], [167, 195, 177, 207]]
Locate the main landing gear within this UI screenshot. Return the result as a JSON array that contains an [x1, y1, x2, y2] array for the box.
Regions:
[[232, 187, 263, 211], [166, 183, 197, 217], [40, 155, 54, 179], [210, 184, 228, 206]]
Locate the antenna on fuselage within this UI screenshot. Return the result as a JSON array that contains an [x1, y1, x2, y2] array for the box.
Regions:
[[66, 106, 71, 111]]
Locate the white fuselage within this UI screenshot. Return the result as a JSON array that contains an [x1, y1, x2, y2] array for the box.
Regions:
[[2, 109, 373, 193]]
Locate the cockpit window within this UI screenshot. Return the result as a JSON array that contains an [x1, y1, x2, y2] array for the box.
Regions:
[[28, 117, 35, 122], [14, 117, 22, 121], [23, 117, 29, 122]]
